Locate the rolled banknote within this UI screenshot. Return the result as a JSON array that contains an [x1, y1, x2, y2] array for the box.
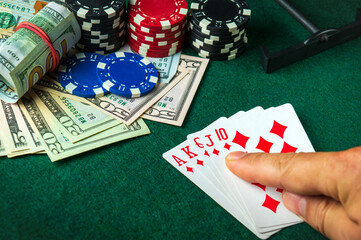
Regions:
[[0, 1, 80, 103]]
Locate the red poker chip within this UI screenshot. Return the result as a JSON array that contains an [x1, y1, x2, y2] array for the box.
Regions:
[[128, 35, 185, 51], [128, 32, 185, 47], [127, 15, 186, 34], [128, 0, 188, 30], [129, 40, 184, 58], [128, 22, 185, 41], [128, 27, 185, 45], [128, 35, 184, 50], [130, 42, 184, 54]]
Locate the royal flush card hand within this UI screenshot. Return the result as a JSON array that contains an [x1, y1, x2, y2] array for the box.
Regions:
[[162, 104, 314, 239]]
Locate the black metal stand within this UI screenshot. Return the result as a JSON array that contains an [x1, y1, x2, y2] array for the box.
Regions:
[[260, 0, 361, 73]]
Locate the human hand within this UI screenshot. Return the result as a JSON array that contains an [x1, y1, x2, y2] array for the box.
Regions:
[[225, 147, 361, 240]]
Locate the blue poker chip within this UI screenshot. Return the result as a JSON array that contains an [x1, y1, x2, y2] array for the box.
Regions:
[[96, 52, 158, 98], [58, 52, 109, 98]]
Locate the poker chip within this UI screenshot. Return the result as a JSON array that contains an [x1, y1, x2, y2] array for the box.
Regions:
[[196, 44, 247, 61], [190, 0, 251, 32], [194, 41, 247, 57], [128, 27, 185, 43], [65, 0, 126, 53], [79, 29, 126, 45], [128, 0, 188, 30], [128, 40, 184, 58], [58, 52, 108, 98], [188, 21, 244, 41], [188, 0, 251, 61], [65, 0, 125, 19], [129, 18, 186, 34], [127, 0, 188, 58], [81, 24, 125, 38], [76, 39, 125, 53], [129, 33, 184, 47], [129, 34, 185, 48], [77, 15, 122, 25], [189, 28, 246, 46], [96, 52, 158, 98], [128, 22, 184, 39], [80, 20, 122, 32], [189, 33, 247, 54]]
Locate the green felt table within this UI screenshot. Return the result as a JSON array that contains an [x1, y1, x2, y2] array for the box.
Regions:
[[1, 0, 360, 239]]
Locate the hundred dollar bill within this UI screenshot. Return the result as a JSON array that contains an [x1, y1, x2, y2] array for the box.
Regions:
[[34, 65, 190, 125], [28, 88, 121, 143], [142, 55, 209, 126], [0, 2, 81, 103], [19, 93, 151, 162], [0, 100, 43, 156]]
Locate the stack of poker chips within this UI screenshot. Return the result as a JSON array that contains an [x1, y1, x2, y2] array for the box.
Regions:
[[127, 0, 188, 58], [188, 0, 251, 61], [65, 0, 127, 55]]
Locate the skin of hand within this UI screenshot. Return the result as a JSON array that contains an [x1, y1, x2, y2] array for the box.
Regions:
[[225, 146, 361, 240]]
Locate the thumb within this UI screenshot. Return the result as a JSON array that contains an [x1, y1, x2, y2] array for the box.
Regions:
[[282, 191, 361, 240]]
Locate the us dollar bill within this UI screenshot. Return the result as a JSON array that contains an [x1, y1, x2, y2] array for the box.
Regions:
[[28, 88, 121, 143], [142, 55, 209, 126], [34, 65, 189, 125], [0, 100, 29, 154], [0, 100, 43, 156], [0, 2, 81, 103], [18, 93, 151, 162], [21, 106, 43, 153]]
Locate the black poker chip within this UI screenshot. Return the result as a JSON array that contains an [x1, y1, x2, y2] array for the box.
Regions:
[[75, 8, 126, 27], [190, 0, 251, 32], [189, 42, 247, 60], [74, 47, 121, 55], [76, 39, 125, 53], [65, 0, 126, 20], [188, 32, 247, 53], [80, 20, 125, 33], [189, 14, 249, 36], [81, 25, 126, 39], [188, 34, 246, 54], [187, 0, 251, 60], [188, 26, 246, 47], [188, 21, 246, 43], [81, 30, 126, 42], [76, 15, 125, 31], [78, 34, 126, 47]]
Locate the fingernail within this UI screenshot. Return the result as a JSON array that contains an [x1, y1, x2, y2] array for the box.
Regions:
[[283, 192, 306, 218], [226, 151, 248, 162]]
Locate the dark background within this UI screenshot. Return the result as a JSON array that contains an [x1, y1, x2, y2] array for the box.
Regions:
[[1, 0, 360, 239]]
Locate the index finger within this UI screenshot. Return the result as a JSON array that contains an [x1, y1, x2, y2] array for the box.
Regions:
[[225, 150, 349, 201]]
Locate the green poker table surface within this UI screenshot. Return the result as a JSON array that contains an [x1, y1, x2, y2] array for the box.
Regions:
[[1, 0, 360, 239]]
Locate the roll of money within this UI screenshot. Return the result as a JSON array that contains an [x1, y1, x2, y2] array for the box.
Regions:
[[0, 1, 81, 103]]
